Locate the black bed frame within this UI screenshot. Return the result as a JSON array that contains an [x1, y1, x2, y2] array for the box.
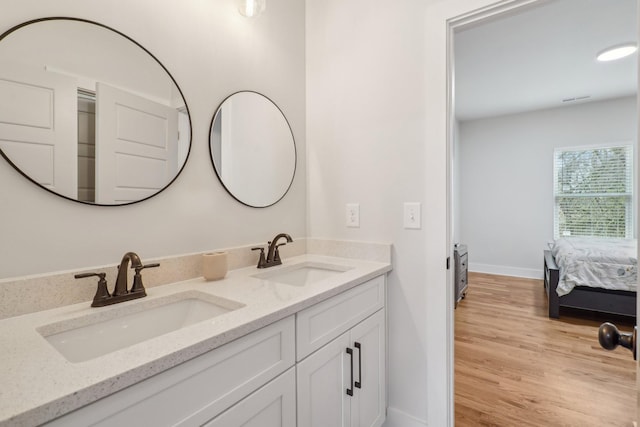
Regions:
[[543, 250, 636, 319]]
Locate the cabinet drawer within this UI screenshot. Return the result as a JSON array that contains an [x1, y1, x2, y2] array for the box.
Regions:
[[457, 266, 467, 281], [46, 316, 295, 427], [460, 254, 468, 269], [296, 275, 385, 361], [204, 367, 296, 427]]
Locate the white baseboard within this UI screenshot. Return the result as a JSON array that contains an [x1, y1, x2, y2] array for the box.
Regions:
[[383, 407, 427, 427], [469, 262, 542, 280]]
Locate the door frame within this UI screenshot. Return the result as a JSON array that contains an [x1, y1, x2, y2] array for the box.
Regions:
[[440, 0, 640, 426], [433, 1, 545, 424]]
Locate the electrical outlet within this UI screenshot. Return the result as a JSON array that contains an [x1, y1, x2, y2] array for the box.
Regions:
[[346, 203, 360, 228], [404, 202, 421, 229]]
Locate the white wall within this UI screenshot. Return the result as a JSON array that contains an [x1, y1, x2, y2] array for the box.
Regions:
[[0, 0, 306, 278], [458, 96, 637, 278], [306, 0, 432, 424]]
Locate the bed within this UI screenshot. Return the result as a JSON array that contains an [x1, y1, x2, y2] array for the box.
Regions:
[[543, 237, 637, 319]]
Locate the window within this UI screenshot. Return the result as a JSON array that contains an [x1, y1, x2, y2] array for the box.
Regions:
[[553, 144, 633, 238]]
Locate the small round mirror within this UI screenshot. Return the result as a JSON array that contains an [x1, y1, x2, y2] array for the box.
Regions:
[[209, 91, 296, 207], [0, 18, 191, 206]]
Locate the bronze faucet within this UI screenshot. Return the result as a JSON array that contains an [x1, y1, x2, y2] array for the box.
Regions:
[[252, 233, 293, 268], [75, 252, 159, 307], [114, 252, 142, 296]]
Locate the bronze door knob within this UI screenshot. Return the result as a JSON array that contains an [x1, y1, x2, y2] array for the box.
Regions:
[[598, 322, 637, 360]]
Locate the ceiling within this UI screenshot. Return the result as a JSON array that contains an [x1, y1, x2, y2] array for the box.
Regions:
[[454, 0, 638, 121]]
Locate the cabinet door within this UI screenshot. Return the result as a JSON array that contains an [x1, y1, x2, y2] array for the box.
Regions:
[[350, 310, 386, 427], [297, 332, 351, 427], [203, 367, 296, 427]]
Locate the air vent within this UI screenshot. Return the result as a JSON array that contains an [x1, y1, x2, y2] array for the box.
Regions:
[[562, 95, 591, 103]]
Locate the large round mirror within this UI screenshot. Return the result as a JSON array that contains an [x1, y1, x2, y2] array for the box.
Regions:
[[0, 18, 191, 205], [209, 91, 296, 208]]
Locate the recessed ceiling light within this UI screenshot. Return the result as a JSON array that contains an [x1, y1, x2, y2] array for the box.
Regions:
[[596, 43, 637, 62]]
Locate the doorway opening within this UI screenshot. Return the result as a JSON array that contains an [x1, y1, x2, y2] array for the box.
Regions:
[[448, 0, 638, 424]]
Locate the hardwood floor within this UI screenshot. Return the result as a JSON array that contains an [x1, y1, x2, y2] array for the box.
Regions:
[[455, 272, 636, 427]]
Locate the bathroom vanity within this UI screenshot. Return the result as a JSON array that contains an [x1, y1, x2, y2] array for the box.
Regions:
[[0, 254, 390, 427]]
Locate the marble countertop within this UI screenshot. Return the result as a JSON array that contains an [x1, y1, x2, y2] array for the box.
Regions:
[[0, 254, 391, 426]]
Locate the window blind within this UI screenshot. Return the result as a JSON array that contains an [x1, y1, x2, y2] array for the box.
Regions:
[[553, 145, 633, 238]]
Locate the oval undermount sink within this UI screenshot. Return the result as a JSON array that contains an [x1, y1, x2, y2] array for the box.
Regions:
[[252, 261, 353, 286], [37, 291, 244, 363]]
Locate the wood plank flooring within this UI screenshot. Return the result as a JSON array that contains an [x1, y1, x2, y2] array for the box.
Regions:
[[455, 272, 636, 427]]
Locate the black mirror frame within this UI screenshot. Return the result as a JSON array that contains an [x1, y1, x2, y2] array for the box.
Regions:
[[0, 17, 193, 207], [208, 90, 297, 208]]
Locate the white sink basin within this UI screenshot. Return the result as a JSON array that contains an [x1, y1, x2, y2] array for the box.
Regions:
[[38, 291, 244, 363], [252, 262, 353, 286]]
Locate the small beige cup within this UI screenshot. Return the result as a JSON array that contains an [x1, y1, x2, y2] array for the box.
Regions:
[[202, 252, 228, 281]]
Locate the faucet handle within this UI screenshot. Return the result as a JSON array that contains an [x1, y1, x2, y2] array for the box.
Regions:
[[251, 247, 267, 268], [130, 263, 160, 294], [74, 272, 105, 280], [75, 272, 111, 307], [138, 263, 160, 270]]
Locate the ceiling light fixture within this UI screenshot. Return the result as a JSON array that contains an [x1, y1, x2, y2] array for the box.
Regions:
[[237, 0, 266, 18], [596, 43, 637, 62]]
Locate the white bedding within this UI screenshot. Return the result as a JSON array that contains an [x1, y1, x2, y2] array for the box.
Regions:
[[551, 237, 637, 296]]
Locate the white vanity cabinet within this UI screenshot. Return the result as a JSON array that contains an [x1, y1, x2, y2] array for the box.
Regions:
[[296, 275, 386, 427], [46, 316, 296, 427], [44, 274, 387, 427]]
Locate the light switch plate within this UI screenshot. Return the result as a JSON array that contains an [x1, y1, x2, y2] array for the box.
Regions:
[[404, 202, 421, 229], [346, 203, 360, 228]]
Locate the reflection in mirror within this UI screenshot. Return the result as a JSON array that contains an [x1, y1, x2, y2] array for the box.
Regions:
[[0, 18, 191, 205], [209, 91, 296, 208]]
